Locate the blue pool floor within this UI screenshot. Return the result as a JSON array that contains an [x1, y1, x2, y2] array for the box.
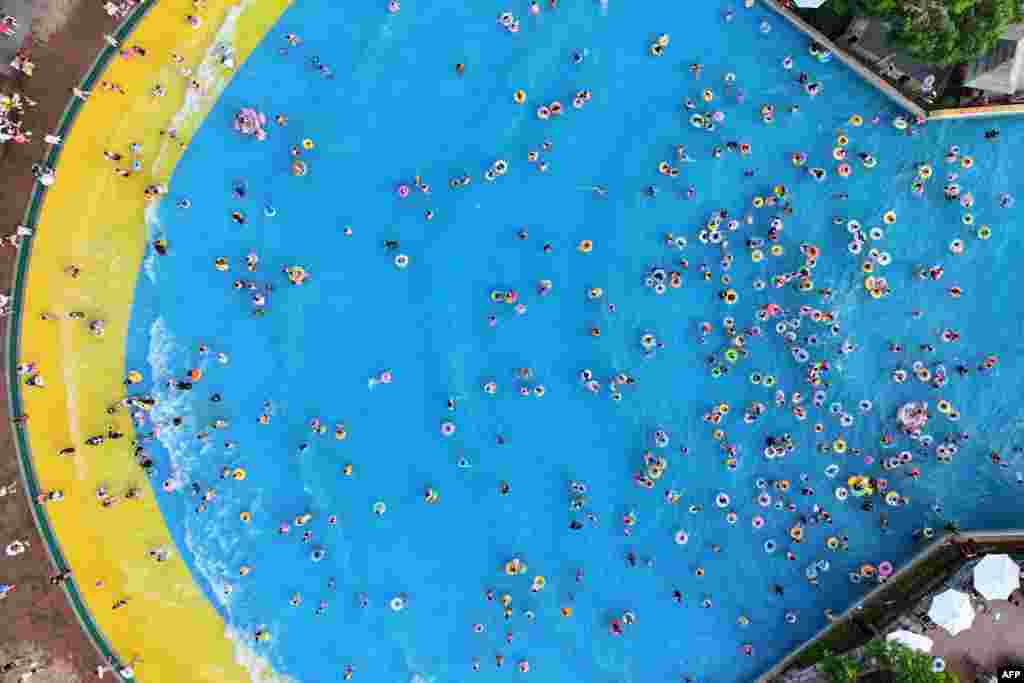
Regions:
[[124, 1, 1024, 681]]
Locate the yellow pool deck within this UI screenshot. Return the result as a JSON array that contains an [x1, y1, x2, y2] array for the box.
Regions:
[[17, 0, 290, 680]]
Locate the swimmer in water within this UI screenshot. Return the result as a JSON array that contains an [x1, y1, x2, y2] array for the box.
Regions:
[[578, 184, 608, 197]]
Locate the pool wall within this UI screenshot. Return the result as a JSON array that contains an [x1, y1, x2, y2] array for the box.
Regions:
[[7, 1, 292, 680]]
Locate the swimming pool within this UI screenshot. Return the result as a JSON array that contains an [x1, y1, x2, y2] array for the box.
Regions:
[[124, 1, 1024, 681]]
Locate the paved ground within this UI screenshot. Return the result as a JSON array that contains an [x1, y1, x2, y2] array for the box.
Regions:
[[0, 3, 124, 681], [930, 596, 1024, 680], [0, 0, 32, 69]]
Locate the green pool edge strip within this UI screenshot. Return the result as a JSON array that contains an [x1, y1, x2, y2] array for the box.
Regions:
[[4, 2, 158, 680]]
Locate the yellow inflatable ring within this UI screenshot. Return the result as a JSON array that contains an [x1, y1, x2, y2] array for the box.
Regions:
[[833, 438, 847, 454], [770, 244, 784, 256], [232, 467, 247, 481], [836, 134, 849, 146], [751, 249, 764, 263], [514, 89, 526, 104], [882, 210, 896, 225], [937, 400, 952, 414], [848, 115, 863, 127], [752, 196, 765, 208], [302, 138, 314, 150]]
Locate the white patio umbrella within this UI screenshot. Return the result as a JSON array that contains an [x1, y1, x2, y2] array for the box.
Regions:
[[974, 554, 1021, 601], [794, 0, 830, 8], [927, 589, 975, 636], [886, 630, 934, 653]]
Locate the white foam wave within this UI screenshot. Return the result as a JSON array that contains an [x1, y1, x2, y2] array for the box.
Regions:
[[146, 317, 200, 480], [185, 522, 234, 610], [153, 0, 253, 175], [226, 626, 299, 683], [143, 202, 160, 284]]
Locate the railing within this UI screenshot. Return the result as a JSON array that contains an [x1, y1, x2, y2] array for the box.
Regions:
[[757, 529, 1024, 682], [4, 2, 157, 680]]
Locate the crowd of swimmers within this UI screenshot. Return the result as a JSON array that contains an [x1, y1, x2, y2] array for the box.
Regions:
[[8, 2, 1022, 682]]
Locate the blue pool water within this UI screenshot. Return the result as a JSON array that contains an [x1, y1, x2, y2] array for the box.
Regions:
[[125, 1, 1024, 681]]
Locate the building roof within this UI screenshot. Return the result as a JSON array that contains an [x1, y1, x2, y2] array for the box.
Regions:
[[964, 23, 1024, 95]]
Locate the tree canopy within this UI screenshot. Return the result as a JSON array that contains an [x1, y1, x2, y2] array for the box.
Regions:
[[830, 0, 1021, 65]]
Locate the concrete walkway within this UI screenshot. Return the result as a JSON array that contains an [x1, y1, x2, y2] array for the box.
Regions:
[[929, 596, 1024, 680], [0, 0, 33, 68]]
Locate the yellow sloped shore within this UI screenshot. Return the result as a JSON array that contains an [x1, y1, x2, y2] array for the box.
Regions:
[[18, 1, 291, 680]]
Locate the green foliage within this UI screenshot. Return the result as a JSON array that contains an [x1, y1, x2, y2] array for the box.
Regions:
[[867, 640, 961, 683], [895, 0, 1015, 65], [830, 0, 900, 16], [817, 639, 962, 683], [836, 0, 1018, 65], [817, 650, 862, 683]]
